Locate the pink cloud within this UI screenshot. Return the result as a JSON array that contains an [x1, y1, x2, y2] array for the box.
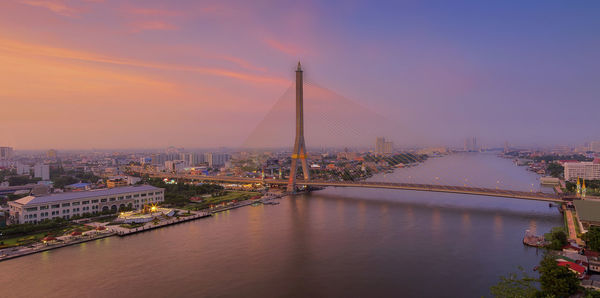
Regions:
[[19, 0, 79, 16], [127, 7, 182, 17], [130, 21, 178, 32], [0, 37, 287, 85], [264, 38, 304, 57], [219, 55, 267, 72]]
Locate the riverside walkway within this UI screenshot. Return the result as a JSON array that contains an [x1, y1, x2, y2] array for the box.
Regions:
[[0, 231, 115, 262], [564, 207, 585, 246]]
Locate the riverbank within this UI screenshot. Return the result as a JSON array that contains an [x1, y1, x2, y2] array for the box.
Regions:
[[98, 210, 212, 236], [0, 230, 115, 262], [0, 153, 564, 298], [0, 193, 286, 262]]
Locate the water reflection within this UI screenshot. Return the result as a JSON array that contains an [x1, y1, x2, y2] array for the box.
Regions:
[[493, 214, 504, 242], [405, 205, 415, 230], [0, 153, 563, 298], [461, 211, 471, 232]]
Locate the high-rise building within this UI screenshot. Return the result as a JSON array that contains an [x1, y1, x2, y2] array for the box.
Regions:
[[464, 137, 478, 152], [34, 164, 50, 180], [0, 147, 13, 160], [383, 141, 393, 155], [151, 153, 167, 165], [16, 162, 30, 175], [205, 153, 230, 168], [180, 153, 200, 166], [590, 141, 600, 153], [165, 160, 186, 172], [375, 137, 393, 155], [376, 137, 385, 154]]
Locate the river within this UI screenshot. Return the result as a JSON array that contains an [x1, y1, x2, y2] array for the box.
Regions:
[[1, 152, 561, 297]]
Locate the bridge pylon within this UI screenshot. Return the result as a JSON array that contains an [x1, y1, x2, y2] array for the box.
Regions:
[[287, 62, 310, 192]]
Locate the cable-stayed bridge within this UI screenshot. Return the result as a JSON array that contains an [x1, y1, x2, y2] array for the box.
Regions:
[[130, 171, 561, 202], [130, 63, 563, 203]]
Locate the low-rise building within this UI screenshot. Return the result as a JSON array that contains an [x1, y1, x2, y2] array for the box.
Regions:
[[540, 177, 560, 185], [582, 280, 600, 291], [556, 260, 586, 278], [588, 258, 600, 273], [65, 182, 92, 191], [7, 185, 164, 224], [106, 178, 128, 188]]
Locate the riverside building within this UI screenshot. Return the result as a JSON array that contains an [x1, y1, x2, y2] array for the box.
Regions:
[[7, 185, 164, 225], [563, 160, 600, 181]]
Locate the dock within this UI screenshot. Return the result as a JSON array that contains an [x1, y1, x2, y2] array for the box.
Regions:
[[112, 211, 211, 236]]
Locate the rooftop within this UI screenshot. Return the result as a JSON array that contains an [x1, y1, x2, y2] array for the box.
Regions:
[[574, 200, 600, 223], [65, 182, 91, 188], [557, 261, 586, 275], [13, 185, 162, 206]]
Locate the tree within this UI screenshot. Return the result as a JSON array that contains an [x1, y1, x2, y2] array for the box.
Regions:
[[583, 227, 600, 252], [547, 163, 564, 178], [490, 266, 538, 298], [547, 228, 568, 250], [0, 218, 69, 238], [52, 176, 78, 189], [584, 289, 600, 298], [8, 175, 34, 186], [491, 254, 583, 298], [538, 255, 581, 297]]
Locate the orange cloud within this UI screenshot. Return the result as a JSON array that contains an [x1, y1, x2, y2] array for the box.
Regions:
[[0, 37, 287, 85], [0, 53, 176, 103], [19, 0, 79, 16], [0, 52, 276, 150]]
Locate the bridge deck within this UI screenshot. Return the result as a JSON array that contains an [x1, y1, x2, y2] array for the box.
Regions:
[[142, 172, 561, 202]]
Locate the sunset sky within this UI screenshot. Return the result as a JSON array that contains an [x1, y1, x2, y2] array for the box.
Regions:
[[1, 0, 598, 150]]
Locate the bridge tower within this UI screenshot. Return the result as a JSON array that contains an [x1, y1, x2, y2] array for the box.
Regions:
[[287, 62, 311, 192]]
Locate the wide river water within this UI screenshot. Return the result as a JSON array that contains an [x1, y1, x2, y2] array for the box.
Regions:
[[2, 153, 561, 297]]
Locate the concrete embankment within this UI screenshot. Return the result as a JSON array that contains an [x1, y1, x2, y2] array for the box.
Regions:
[[0, 194, 287, 260], [0, 232, 116, 263]]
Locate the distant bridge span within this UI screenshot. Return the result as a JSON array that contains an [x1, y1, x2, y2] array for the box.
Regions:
[[142, 172, 562, 203], [130, 64, 564, 204]]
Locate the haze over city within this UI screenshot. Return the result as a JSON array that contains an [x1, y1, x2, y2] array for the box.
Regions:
[[1, 0, 599, 150], [4, 1, 600, 297]]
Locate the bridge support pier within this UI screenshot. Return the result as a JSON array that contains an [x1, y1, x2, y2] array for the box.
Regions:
[[287, 62, 310, 192]]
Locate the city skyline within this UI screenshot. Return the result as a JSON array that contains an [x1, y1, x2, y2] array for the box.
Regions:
[[2, 2, 600, 296], [1, 0, 599, 150]]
